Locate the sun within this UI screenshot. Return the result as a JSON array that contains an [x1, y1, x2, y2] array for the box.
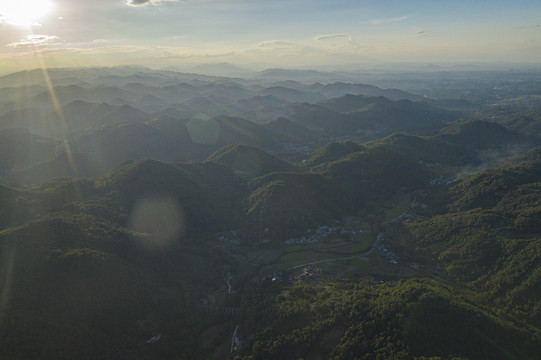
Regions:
[[0, 0, 53, 27]]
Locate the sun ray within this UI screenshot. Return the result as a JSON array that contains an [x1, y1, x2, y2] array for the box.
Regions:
[[25, 36, 84, 192], [36, 57, 80, 176]]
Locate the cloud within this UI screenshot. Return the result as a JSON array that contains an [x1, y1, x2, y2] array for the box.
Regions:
[[366, 16, 410, 25], [256, 40, 295, 48], [126, 0, 157, 6], [250, 40, 308, 58], [8, 34, 59, 47], [314, 34, 348, 41], [414, 30, 427, 37], [126, 0, 178, 6], [518, 24, 541, 29], [90, 39, 113, 44]]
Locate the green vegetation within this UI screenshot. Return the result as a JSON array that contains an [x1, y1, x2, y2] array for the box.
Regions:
[[206, 144, 298, 179], [383, 192, 414, 222], [370, 118, 530, 168], [355, 231, 374, 252], [395, 148, 541, 328], [234, 279, 541, 360], [2, 65, 541, 359], [0, 140, 539, 359], [0, 107, 540, 358], [301, 141, 365, 168]]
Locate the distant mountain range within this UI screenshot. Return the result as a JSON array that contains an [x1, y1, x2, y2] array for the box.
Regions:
[[0, 66, 484, 184]]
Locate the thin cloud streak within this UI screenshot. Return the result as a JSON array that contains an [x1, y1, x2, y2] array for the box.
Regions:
[[365, 15, 410, 25], [126, 0, 179, 7], [8, 35, 59, 47], [314, 34, 348, 41], [517, 24, 541, 29], [256, 40, 295, 48]]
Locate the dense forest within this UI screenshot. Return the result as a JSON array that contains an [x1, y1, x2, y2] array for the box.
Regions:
[[0, 66, 540, 359]]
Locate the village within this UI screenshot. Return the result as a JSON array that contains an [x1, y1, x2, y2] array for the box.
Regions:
[[204, 206, 440, 357], [283, 223, 364, 245]]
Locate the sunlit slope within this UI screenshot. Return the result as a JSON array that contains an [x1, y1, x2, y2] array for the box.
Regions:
[[247, 145, 428, 238], [435, 119, 525, 150], [236, 279, 541, 360], [399, 148, 541, 325], [300, 141, 365, 167], [206, 144, 297, 179], [370, 118, 529, 166], [0, 142, 539, 359]]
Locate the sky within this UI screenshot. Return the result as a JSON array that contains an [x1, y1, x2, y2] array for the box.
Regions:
[[0, 0, 540, 74]]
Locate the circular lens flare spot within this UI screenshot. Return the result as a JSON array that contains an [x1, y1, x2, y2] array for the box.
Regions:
[[231, 152, 263, 179], [187, 114, 220, 145], [129, 195, 185, 250]]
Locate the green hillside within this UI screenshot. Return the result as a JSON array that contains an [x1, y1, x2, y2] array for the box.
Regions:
[[369, 119, 530, 168], [247, 172, 339, 238], [506, 110, 541, 138], [314, 145, 428, 196], [234, 147, 541, 360], [206, 144, 297, 179], [301, 141, 365, 167], [262, 117, 318, 142], [395, 148, 541, 326], [435, 119, 525, 150], [372, 132, 471, 165], [0, 140, 539, 359], [235, 279, 541, 360]]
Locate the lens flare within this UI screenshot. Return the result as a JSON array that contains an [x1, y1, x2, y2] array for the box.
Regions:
[[231, 151, 263, 179], [129, 195, 185, 250], [0, 0, 53, 27], [187, 114, 220, 145]]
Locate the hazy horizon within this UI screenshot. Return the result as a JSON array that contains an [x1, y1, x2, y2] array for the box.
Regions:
[[1, 0, 540, 75]]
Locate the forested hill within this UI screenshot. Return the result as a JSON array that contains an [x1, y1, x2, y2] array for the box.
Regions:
[[0, 142, 540, 359], [1, 66, 541, 359], [233, 148, 541, 359], [399, 148, 541, 326]]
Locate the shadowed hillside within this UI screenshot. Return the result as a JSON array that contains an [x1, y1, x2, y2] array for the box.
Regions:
[[206, 144, 297, 179]]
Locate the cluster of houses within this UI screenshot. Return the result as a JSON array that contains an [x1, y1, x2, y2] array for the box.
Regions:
[[375, 232, 400, 265], [295, 265, 320, 281], [410, 196, 429, 210], [218, 230, 240, 246], [271, 271, 286, 283], [269, 266, 320, 284], [283, 224, 362, 245], [429, 175, 458, 185]]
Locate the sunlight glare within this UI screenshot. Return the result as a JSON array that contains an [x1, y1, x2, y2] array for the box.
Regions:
[[0, 0, 53, 27]]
